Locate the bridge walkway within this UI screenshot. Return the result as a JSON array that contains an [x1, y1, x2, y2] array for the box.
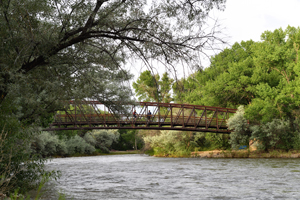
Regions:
[[45, 101, 237, 133]]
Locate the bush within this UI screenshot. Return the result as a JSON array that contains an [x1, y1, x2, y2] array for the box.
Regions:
[[65, 135, 95, 155], [32, 132, 60, 156], [250, 119, 294, 151], [292, 131, 300, 150], [83, 132, 96, 146], [227, 105, 297, 151], [111, 129, 144, 150], [227, 106, 251, 149], [32, 131, 68, 156], [0, 128, 59, 195], [89, 130, 120, 153], [32, 132, 95, 156], [205, 133, 231, 150], [143, 131, 196, 157]]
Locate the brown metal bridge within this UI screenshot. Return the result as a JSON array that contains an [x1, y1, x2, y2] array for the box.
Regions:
[[44, 101, 237, 133]]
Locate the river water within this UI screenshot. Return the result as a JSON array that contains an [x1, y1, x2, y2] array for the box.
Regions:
[[44, 154, 300, 199]]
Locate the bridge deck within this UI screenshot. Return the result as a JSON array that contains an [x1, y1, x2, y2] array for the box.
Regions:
[[45, 101, 237, 133]]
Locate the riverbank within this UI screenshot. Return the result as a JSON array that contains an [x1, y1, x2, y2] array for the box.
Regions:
[[52, 150, 141, 158], [52, 149, 300, 159], [191, 150, 300, 158]]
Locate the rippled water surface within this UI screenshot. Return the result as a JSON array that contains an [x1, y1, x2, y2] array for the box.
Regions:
[[44, 154, 300, 199]]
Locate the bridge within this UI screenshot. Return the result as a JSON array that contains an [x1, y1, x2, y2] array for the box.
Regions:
[[44, 101, 237, 133]]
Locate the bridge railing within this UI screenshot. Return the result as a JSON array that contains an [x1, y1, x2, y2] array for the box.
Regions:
[[47, 101, 237, 133]]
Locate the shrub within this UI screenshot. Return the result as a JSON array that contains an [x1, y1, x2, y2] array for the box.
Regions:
[[32, 132, 68, 156], [0, 128, 59, 195], [55, 139, 68, 156], [143, 131, 196, 156], [65, 135, 95, 155], [32, 132, 95, 156], [83, 132, 96, 146], [250, 119, 294, 151], [228, 105, 297, 151], [111, 129, 144, 150], [292, 131, 300, 150], [227, 105, 251, 149], [89, 130, 120, 153], [205, 133, 231, 150]]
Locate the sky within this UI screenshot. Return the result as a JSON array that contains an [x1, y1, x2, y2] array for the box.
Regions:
[[213, 0, 300, 45]]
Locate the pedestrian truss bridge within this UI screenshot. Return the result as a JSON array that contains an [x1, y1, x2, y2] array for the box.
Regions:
[[45, 101, 237, 133]]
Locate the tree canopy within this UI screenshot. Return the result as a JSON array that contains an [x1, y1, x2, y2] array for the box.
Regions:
[[171, 26, 300, 151], [0, 0, 226, 126], [132, 70, 174, 103], [176, 26, 300, 123], [0, 0, 227, 194]]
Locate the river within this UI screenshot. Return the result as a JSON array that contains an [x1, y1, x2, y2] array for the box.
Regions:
[[43, 154, 300, 199]]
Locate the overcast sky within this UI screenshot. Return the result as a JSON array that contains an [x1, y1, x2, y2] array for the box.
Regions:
[[213, 0, 300, 45]]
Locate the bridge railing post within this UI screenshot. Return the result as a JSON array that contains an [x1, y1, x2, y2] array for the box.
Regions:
[[205, 108, 207, 129], [47, 101, 236, 133], [216, 109, 218, 132], [158, 104, 160, 127], [182, 105, 184, 128], [170, 105, 173, 127]]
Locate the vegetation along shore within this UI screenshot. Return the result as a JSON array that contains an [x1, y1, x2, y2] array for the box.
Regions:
[[2, 0, 300, 198]]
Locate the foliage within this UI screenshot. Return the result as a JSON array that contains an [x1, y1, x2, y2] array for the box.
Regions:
[[32, 131, 67, 156], [143, 130, 230, 156], [173, 40, 257, 107], [65, 135, 96, 155], [250, 119, 295, 151], [292, 129, 300, 150], [88, 129, 120, 153], [227, 106, 251, 149], [0, 0, 226, 123], [227, 106, 299, 151], [111, 129, 144, 151], [32, 129, 135, 156], [32, 131, 96, 156], [0, 0, 226, 195], [133, 70, 174, 103], [205, 133, 231, 150], [192, 132, 208, 148], [192, 132, 230, 151], [174, 26, 300, 151], [175, 26, 300, 122], [83, 132, 97, 146], [32, 129, 145, 156], [143, 131, 196, 157], [0, 128, 59, 196]]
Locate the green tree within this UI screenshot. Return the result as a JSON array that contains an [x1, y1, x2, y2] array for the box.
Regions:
[[88, 129, 120, 153], [133, 70, 174, 103], [111, 129, 144, 151], [143, 130, 196, 157], [179, 26, 300, 122], [246, 26, 300, 124], [0, 0, 226, 119], [0, 0, 226, 194], [227, 106, 251, 149], [175, 40, 257, 107], [175, 26, 300, 151]]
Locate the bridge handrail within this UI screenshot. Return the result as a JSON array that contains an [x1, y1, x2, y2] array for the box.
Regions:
[[68, 101, 237, 113]]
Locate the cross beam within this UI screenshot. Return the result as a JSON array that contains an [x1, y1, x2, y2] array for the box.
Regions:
[[44, 101, 237, 134]]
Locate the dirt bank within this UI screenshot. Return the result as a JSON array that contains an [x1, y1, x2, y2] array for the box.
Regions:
[[191, 150, 300, 158]]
